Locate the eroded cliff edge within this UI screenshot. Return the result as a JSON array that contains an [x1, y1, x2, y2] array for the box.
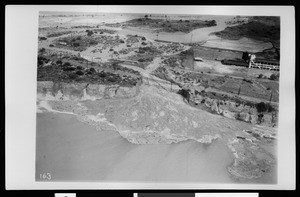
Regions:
[[37, 81, 139, 100], [37, 81, 276, 182]]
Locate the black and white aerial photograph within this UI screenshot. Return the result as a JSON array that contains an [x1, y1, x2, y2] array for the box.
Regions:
[[35, 8, 281, 184]]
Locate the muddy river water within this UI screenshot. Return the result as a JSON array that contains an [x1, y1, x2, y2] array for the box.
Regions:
[[36, 111, 276, 183], [36, 112, 236, 183]]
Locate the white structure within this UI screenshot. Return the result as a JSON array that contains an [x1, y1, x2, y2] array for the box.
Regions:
[[194, 57, 203, 62], [248, 54, 256, 68], [58, 41, 67, 46], [248, 53, 279, 71]]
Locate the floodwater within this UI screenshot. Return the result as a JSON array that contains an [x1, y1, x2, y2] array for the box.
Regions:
[[36, 112, 235, 183]]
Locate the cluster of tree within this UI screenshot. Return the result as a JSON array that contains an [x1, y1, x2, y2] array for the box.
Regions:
[[71, 36, 82, 42], [258, 73, 279, 81], [256, 102, 274, 113], [73, 42, 80, 47], [86, 29, 94, 36], [177, 89, 191, 101], [39, 37, 47, 41], [242, 51, 250, 62], [138, 46, 157, 54], [269, 73, 279, 81], [138, 57, 153, 62], [206, 20, 217, 26], [242, 78, 253, 84], [37, 55, 50, 67], [60, 62, 97, 81], [39, 48, 46, 53]]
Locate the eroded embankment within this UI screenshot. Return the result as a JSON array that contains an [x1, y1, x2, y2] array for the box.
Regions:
[[37, 81, 139, 100], [37, 81, 276, 182], [184, 89, 278, 128]]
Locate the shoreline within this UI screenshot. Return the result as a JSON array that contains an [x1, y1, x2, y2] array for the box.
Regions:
[[36, 111, 235, 183], [36, 111, 276, 184]]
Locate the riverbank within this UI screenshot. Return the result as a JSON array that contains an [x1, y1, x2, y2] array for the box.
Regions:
[[36, 79, 277, 183]]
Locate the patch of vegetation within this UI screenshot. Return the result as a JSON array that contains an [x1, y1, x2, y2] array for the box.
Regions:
[[75, 70, 84, 75], [177, 89, 190, 100], [76, 66, 83, 70], [54, 35, 100, 51], [213, 16, 280, 43], [86, 29, 94, 36], [73, 25, 94, 28], [138, 57, 153, 62], [72, 42, 80, 47], [37, 54, 142, 86], [62, 62, 72, 67], [39, 48, 46, 53], [269, 73, 279, 81], [122, 18, 217, 33], [179, 48, 194, 56], [255, 48, 279, 60], [161, 56, 181, 68], [256, 102, 274, 113], [243, 78, 253, 84], [258, 74, 264, 79], [39, 37, 47, 41], [89, 67, 96, 73], [62, 66, 76, 72], [92, 28, 116, 34], [56, 60, 62, 65], [257, 113, 264, 124], [37, 55, 50, 67], [138, 46, 161, 55], [47, 31, 73, 38]]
